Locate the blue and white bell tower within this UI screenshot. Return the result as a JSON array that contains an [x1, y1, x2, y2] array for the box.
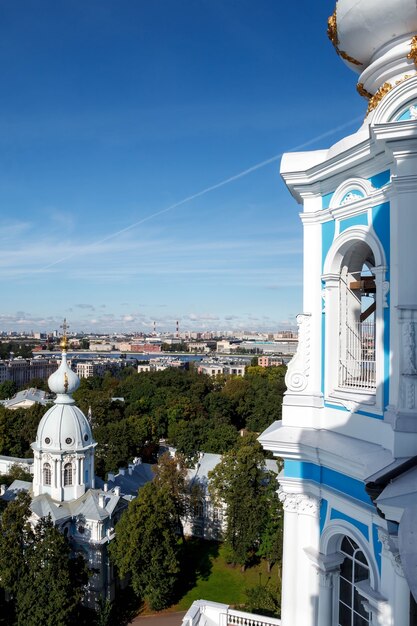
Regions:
[[259, 2, 417, 625]]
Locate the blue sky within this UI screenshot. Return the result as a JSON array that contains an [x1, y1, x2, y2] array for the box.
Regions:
[[1, 0, 366, 333]]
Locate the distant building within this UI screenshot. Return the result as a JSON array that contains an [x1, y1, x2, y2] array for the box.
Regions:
[[89, 341, 115, 352], [129, 343, 162, 353], [0, 357, 58, 387], [198, 360, 245, 377], [1, 388, 50, 410], [137, 358, 186, 373], [258, 356, 284, 368]]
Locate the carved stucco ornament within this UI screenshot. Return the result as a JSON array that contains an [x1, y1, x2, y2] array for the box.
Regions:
[[285, 313, 311, 393], [278, 487, 320, 516], [366, 74, 416, 115]]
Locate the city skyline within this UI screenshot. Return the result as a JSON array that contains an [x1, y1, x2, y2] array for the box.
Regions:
[[1, 1, 365, 332]]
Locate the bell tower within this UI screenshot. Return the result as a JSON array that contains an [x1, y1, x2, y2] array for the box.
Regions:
[[259, 2, 417, 625]]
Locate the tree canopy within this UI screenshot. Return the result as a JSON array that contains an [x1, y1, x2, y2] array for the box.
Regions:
[[109, 478, 181, 610], [0, 364, 287, 479], [0, 493, 88, 625], [209, 435, 280, 570]]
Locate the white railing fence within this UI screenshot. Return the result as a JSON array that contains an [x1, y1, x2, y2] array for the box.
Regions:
[[339, 321, 376, 390], [181, 601, 281, 626]]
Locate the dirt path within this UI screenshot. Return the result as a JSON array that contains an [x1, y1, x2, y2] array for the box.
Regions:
[[129, 610, 187, 626]]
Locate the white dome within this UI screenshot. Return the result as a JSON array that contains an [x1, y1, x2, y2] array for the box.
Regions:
[[328, 1, 417, 114], [34, 402, 93, 452], [335, 0, 417, 71]]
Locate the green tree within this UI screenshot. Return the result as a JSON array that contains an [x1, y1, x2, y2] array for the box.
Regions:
[[15, 516, 88, 626], [109, 480, 180, 610], [0, 492, 33, 597], [257, 474, 283, 572], [153, 452, 189, 538], [0, 493, 88, 625], [0, 380, 17, 400], [209, 436, 267, 570]]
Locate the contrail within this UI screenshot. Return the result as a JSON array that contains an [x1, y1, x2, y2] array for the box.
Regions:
[[42, 115, 363, 270]]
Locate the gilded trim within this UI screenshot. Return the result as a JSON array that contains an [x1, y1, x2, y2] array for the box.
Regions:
[[357, 83, 372, 100], [407, 35, 417, 67], [339, 50, 363, 67], [327, 9, 339, 48], [327, 7, 363, 67], [366, 74, 416, 115]]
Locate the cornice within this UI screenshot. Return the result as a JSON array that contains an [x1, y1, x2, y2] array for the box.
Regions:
[[259, 422, 393, 482], [371, 121, 417, 144], [299, 187, 390, 225], [391, 174, 417, 193], [282, 143, 389, 203]]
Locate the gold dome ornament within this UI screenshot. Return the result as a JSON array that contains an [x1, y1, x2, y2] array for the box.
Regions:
[[60, 318, 69, 351]]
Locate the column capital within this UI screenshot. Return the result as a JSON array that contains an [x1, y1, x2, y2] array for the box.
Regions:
[[278, 487, 320, 516]]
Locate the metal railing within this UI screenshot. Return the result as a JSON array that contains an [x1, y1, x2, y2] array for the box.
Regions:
[[339, 322, 376, 390]]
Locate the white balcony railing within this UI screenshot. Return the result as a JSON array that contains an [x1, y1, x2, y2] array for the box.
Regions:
[[339, 322, 376, 391], [182, 601, 281, 626]]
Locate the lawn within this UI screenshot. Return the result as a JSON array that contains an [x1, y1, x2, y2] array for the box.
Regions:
[[172, 540, 281, 611]]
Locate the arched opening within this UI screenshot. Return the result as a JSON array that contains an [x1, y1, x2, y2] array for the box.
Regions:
[[63, 463, 73, 486], [323, 227, 386, 409], [43, 462, 51, 486], [339, 242, 376, 391], [338, 535, 371, 626]]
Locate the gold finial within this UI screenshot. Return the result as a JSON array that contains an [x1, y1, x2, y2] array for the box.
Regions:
[[60, 318, 69, 351]]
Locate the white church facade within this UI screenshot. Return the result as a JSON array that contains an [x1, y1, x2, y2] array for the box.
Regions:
[[183, 2, 417, 626]]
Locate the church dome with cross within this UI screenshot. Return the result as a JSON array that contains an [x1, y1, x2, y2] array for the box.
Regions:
[[32, 321, 96, 502]]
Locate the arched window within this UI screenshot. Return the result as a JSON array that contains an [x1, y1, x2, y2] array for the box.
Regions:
[[338, 244, 376, 391], [338, 536, 370, 626], [63, 463, 73, 486], [43, 462, 51, 486]]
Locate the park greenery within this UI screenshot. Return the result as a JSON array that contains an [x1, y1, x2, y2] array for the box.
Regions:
[[0, 365, 286, 620], [0, 364, 286, 478], [109, 440, 283, 614]]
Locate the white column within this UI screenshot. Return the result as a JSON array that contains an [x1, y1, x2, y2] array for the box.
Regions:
[[318, 571, 334, 625], [279, 488, 321, 626]]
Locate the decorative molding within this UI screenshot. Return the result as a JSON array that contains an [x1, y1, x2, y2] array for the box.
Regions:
[[367, 74, 415, 115], [403, 322, 417, 376], [278, 487, 320, 516], [382, 281, 390, 308], [329, 177, 375, 211], [377, 528, 405, 577], [285, 313, 311, 393]]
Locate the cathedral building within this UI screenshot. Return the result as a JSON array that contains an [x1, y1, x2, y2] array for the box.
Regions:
[[4, 331, 128, 607]]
